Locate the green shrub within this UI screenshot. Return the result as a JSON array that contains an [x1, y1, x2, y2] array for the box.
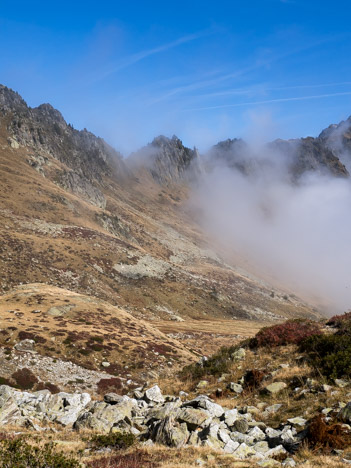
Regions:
[[0, 376, 13, 386], [249, 319, 321, 348], [90, 336, 104, 343], [90, 432, 135, 450], [90, 344, 103, 352], [179, 345, 239, 380], [300, 327, 351, 380], [0, 438, 80, 467]]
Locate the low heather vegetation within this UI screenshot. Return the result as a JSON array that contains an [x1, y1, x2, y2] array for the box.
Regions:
[[248, 319, 322, 348]]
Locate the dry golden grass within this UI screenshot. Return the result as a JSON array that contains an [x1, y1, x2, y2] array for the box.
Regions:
[[153, 319, 266, 356], [0, 284, 196, 391]]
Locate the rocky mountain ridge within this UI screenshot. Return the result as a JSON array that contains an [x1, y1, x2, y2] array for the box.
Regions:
[[208, 134, 349, 180], [0, 85, 128, 208], [2, 84, 351, 188]]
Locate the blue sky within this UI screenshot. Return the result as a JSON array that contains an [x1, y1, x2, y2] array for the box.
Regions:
[[1, 0, 351, 153]]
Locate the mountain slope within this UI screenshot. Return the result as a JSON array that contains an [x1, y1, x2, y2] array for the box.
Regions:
[[0, 84, 325, 383]]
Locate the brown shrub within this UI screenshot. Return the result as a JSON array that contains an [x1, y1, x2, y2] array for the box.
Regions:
[[306, 414, 351, 451], [249, 320, 321, 348], [18, 331, 46, 343], [243, 369, 266, 390], [11, 368, 38, 390], [17, 331, 35, 341], [97, 377, 123, 395], [106, 363, 123, 376], [87, 450, 158, 468], [36, 381, 61, 394], [327, 311, 351, 328]]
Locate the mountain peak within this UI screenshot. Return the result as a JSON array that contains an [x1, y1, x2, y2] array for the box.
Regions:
[[34, 103, 66, 125], [129, 134, 202, 185], [0, 84, 28, 115]]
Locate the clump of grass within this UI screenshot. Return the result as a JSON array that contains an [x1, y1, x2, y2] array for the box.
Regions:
[[87, 450, 156, 468], [90, 336, 104, 343], [90, 432, 135, 450], [0, 438, 80, 468]]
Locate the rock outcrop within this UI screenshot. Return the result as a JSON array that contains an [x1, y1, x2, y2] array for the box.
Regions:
[[0, 384, 312, 463], [0, 85, 128, 206], [128, 135, 202, 185], [209, 134, 349, 180], [319, 116, 351, 171], [269, 137, 349, 179]]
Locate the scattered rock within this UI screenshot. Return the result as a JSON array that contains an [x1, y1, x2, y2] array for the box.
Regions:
[[339, 402, 351, 423], [233, 419, 249, 433], [231, 348, 246, 361], [228, 382, 243, 394], [14, 339, 35, 352], [282, 458, 297, 467], [335, 379, 349, 388], [177, 407, 209, 430], [223, 439, 240, 453], [144, 385, 165, 404], [287, 417, 307, 427], [224, 409, 239, 426], [0, 383, 322, 460], [152, 416, 189, 448], [196, 380, 209, 389], [233, 442, 256, 459], [263, 382, 287, 395]]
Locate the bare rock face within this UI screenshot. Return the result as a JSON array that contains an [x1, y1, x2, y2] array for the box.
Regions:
[[209, 134, 349, 180], [269, 137, 349, 179], [0, 85, 128, 206], [128, 135, 202, 185], [319, 116, 351, 171]]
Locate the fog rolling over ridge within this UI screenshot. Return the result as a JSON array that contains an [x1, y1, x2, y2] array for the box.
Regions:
[[190, 134, 351, 314]]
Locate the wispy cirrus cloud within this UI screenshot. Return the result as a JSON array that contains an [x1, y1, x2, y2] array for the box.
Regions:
[[147, 34, 346, 106], [186, 91, 351, 111], [91, 30, 210, 83], [192, 81, 351, 101]]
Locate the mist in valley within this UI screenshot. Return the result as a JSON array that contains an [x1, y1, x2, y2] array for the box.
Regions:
[[189, 130, 351, 314]]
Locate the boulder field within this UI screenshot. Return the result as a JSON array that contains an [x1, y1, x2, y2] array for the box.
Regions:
[[0, 383, 324, 466]]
